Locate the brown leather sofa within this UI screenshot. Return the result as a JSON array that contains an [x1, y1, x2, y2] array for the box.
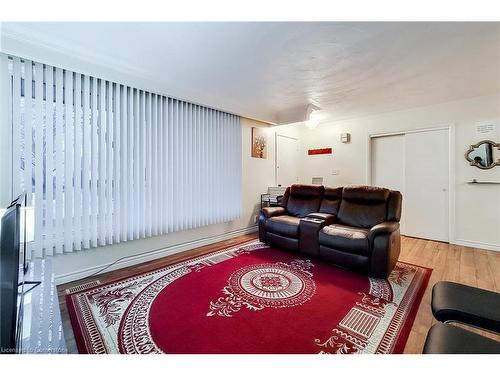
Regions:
[[259, 184, 402, 278]]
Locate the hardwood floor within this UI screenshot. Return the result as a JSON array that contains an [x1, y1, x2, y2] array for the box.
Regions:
[[57, 234, 500, 354]]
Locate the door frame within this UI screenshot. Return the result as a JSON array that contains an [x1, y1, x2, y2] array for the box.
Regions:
[[275, 133, 299, 186], [366, 124, 456, 243]]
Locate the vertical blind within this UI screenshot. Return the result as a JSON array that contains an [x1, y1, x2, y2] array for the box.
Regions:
[[3, 54, 242, 258]]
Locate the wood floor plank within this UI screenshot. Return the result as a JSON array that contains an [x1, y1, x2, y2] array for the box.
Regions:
[[459, 246, 478, 287], [56, 234, 499, 354], [441, 243, 461, 284], [486, 250, 500, 292], [473, 249, 497, 292]]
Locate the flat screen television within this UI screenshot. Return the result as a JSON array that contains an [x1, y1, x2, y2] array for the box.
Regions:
[[0, 193, 27, 354]]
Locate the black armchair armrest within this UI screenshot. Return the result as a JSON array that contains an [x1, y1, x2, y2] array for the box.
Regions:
[[306, 212, 337, 225], [368, 221, 400, 242], [261, 206, 286, 218]]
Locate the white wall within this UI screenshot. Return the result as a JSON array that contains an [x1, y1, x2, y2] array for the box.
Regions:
[[297, 93, 500, 251]]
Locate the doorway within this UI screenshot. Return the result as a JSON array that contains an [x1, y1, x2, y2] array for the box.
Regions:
[[276, 134, 299, 187]]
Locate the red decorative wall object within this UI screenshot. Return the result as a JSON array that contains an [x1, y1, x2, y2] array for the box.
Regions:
[[308, 148, 332, 155]]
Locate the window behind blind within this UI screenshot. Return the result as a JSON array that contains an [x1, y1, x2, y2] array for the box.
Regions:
[[2, 54, 242, 258]]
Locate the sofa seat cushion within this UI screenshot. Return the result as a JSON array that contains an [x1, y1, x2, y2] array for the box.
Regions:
[[319, 224, 370, 255], [266, 215, 301, 238]]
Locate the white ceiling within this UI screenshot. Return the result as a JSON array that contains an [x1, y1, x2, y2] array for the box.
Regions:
[[2, 22, 499, 123]]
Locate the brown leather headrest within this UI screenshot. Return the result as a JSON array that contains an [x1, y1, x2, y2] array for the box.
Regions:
[[323, 187, 342, 200], [319, 186, 343, 215], [289, 184, 324, 198], [342, 185, 390, 203]]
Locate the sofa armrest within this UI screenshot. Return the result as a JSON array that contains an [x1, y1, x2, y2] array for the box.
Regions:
[[306, 212, 337, 225], [368, 221, 400, 242], [370, 225, 401, 278], [261, 206, 286, 218]]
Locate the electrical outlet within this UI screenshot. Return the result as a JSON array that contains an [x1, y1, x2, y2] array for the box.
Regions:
[[332, 170, 340, 175]]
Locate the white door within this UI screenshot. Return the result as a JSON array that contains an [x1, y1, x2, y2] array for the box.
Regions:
[[371, 134, 406, 234], [276, 135, 299, 187], [404, 129, 449, 242], [371, 128, 449, 242]]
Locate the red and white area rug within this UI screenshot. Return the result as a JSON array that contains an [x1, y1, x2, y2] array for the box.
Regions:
[[65, 240, 431, 354]]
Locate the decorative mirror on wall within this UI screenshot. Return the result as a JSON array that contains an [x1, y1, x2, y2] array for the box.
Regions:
[[465, 140, 500, 169]]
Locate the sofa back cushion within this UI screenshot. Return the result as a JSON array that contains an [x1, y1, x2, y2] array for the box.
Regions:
[[319, 187, 343, 215], [337, 186, 390, 228], [286, 184, 324, 218]]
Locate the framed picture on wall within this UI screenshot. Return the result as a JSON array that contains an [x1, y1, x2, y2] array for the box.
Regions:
[[251, 127, 267, 159]]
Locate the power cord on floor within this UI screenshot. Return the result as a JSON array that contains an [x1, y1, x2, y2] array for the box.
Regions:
[[84, 253, 137, 279], [82, 231, 256, 280], [84, 241, 182, 279]]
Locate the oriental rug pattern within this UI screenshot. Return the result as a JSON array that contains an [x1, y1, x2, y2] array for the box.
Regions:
[[65, 240, 431, 354]]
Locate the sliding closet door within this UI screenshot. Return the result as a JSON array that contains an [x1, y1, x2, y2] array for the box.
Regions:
[[371, 134, 406, 234], [404, 129, 449, 242], [371, 128, 449, 242]]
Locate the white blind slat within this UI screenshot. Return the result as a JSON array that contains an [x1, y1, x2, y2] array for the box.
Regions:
[[64, 70, 74, 253], [114, 83, 121, 243], [126, 87, 133, 240], [134, 89, 139, 239], [90, 77, 99, 247], [82, 75, 91, 249], [74, 73, 82, 251], [137, 91, 142, 238], [157, 96, 164, 235], [34, 62, 45, 258], [24, 60, 33, 228], [98, 79, 106, 246], [120, 85, 128, 241], [11, 58, 21, 198], [45, 65, 55, 256], [145, 93, 152, 237], [54, 68, 64, 254], [106, 81, 113, 245], [151, 94, 158, 236], [167, 98, 174, 233]]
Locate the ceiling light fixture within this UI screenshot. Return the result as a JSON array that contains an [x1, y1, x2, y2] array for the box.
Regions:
[[305, 118, 319, 129], [305, 104, 320, 129]]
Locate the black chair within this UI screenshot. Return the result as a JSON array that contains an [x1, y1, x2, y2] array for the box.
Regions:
[[423, 281, 500, 354]]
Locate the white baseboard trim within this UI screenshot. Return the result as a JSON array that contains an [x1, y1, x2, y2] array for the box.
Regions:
[[451, 238, 500, 252], [55, 225, 258, 285]]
